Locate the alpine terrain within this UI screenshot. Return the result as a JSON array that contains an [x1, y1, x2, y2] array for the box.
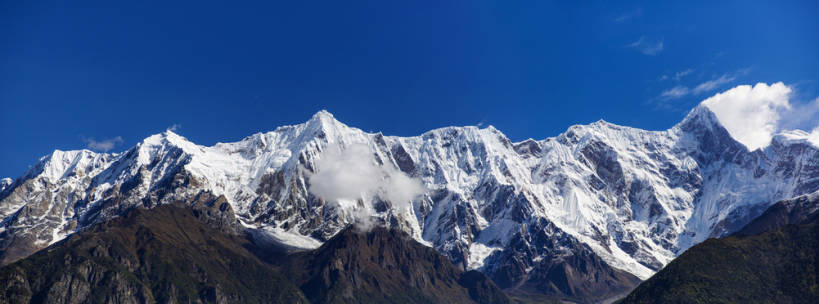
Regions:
[[1, 101, 817, 302], [0, 204, 508, 304], [619, 191, 819, 303]]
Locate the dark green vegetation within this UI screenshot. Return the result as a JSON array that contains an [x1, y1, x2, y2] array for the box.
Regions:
[[619, 211, 819, 303], [0, 205, 308, 304], [0, 205, 511, 303]]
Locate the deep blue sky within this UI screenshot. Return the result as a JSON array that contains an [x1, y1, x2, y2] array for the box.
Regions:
[[2, 0, 818, 178]]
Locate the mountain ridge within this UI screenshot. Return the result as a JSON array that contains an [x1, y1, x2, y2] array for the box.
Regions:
[[1, 105, 817, 301], [619, 196, 819, 304], [0, 204, 511, 304]]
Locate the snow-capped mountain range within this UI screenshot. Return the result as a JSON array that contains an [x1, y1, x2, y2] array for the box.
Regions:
[[1, 105, 817, 282]]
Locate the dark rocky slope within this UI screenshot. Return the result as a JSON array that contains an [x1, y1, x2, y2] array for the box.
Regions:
[[484, 218, 641, 303], [0, 205, 511, 304], [0, 205, 308, 304], [735, 192, 819, 236], [619, 209, 819, 304], [281, 226, 511, 304]]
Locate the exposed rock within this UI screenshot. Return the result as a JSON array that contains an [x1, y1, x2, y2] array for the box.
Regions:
[[281, 226, 510, 304]]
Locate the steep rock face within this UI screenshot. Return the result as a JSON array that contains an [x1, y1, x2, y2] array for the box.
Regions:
[[483, 218, 640, 302], [735, 191, 819, 236], [1, 107, 817, 292], [0, 205, 308, 304], [282, 226, 510, 304]]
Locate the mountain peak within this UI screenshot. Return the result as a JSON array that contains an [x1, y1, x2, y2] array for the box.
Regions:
[[304, 110, 346, 130], [676, 105, 722, 132], [139, 129, 199, 152], [295, 110, 364, 144], [24, 149, 102, 182], [0, 178, 11, 192], [309, 109, 335, 121]]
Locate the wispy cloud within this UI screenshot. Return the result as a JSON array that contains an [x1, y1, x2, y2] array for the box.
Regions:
[[614, 8, 643, 23], [627, 36, 664, 55], [167, 123, 181, 132], [659, 69, 749, 100], [308, 143, 425, 231], [674, 69, 694, 81], [659, 68, 695, 82], [661, 86, 690, 99], [82, 136, 124, 152], [692, 74, 736, 94]]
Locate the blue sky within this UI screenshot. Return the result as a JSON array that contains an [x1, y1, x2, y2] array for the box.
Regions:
[[2, 0, 818, 178]]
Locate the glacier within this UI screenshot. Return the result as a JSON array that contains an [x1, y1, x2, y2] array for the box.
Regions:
[[0, 105, 817, 281]]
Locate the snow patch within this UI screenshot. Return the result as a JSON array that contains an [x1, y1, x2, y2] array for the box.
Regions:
[[255, 226, 322, 251], [468, 243, 503, 270]]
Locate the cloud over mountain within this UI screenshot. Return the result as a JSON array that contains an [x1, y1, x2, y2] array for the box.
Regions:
[[308, 143, 424, 229], [701, 82, 792, 150]]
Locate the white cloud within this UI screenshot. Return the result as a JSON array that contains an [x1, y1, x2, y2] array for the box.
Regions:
[[308, 143, 424, 230], [809, 127, 819, 147], [661, 86, 690, 99], [167, 123, 181, 132], [674, 69, 694, 81], [659, 70, 743, 100], [692, 74, 736, 94], [701, 82, 792, 150], [658, 69, 693, 83], [83, 136, 124, 152], [627, 36, 664, 55], [308, 144, 381, 203]]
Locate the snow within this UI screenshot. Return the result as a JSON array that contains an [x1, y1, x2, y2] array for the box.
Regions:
[[0, 178, 11, 192], [1, 106, 816, 281], [467, 243, 503, 270], [772, 129, 819, 148], [255, 226, 322, 251]]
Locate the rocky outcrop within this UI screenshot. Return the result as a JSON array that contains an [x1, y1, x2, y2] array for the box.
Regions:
[[484, 217, 640, 303]]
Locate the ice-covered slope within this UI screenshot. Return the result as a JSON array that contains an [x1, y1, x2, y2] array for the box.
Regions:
[[1, 108, 817, 284]]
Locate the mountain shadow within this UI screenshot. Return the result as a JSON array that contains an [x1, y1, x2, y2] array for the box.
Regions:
[[619, 196, 819, 304], [0, 205, 308, 304], [280, 226, 511, 304], [0, 205, 511, 304]]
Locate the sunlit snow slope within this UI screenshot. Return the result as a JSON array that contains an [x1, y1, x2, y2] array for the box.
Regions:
[[1, 106, 817, 280]]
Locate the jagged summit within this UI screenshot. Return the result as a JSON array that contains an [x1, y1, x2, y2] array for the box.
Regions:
[[1, 104, 817, 300], [138, 129, 201, 152], [676, 104, 721, 128], [301, 109, 349, 134], [307, 109, 338, 124]]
